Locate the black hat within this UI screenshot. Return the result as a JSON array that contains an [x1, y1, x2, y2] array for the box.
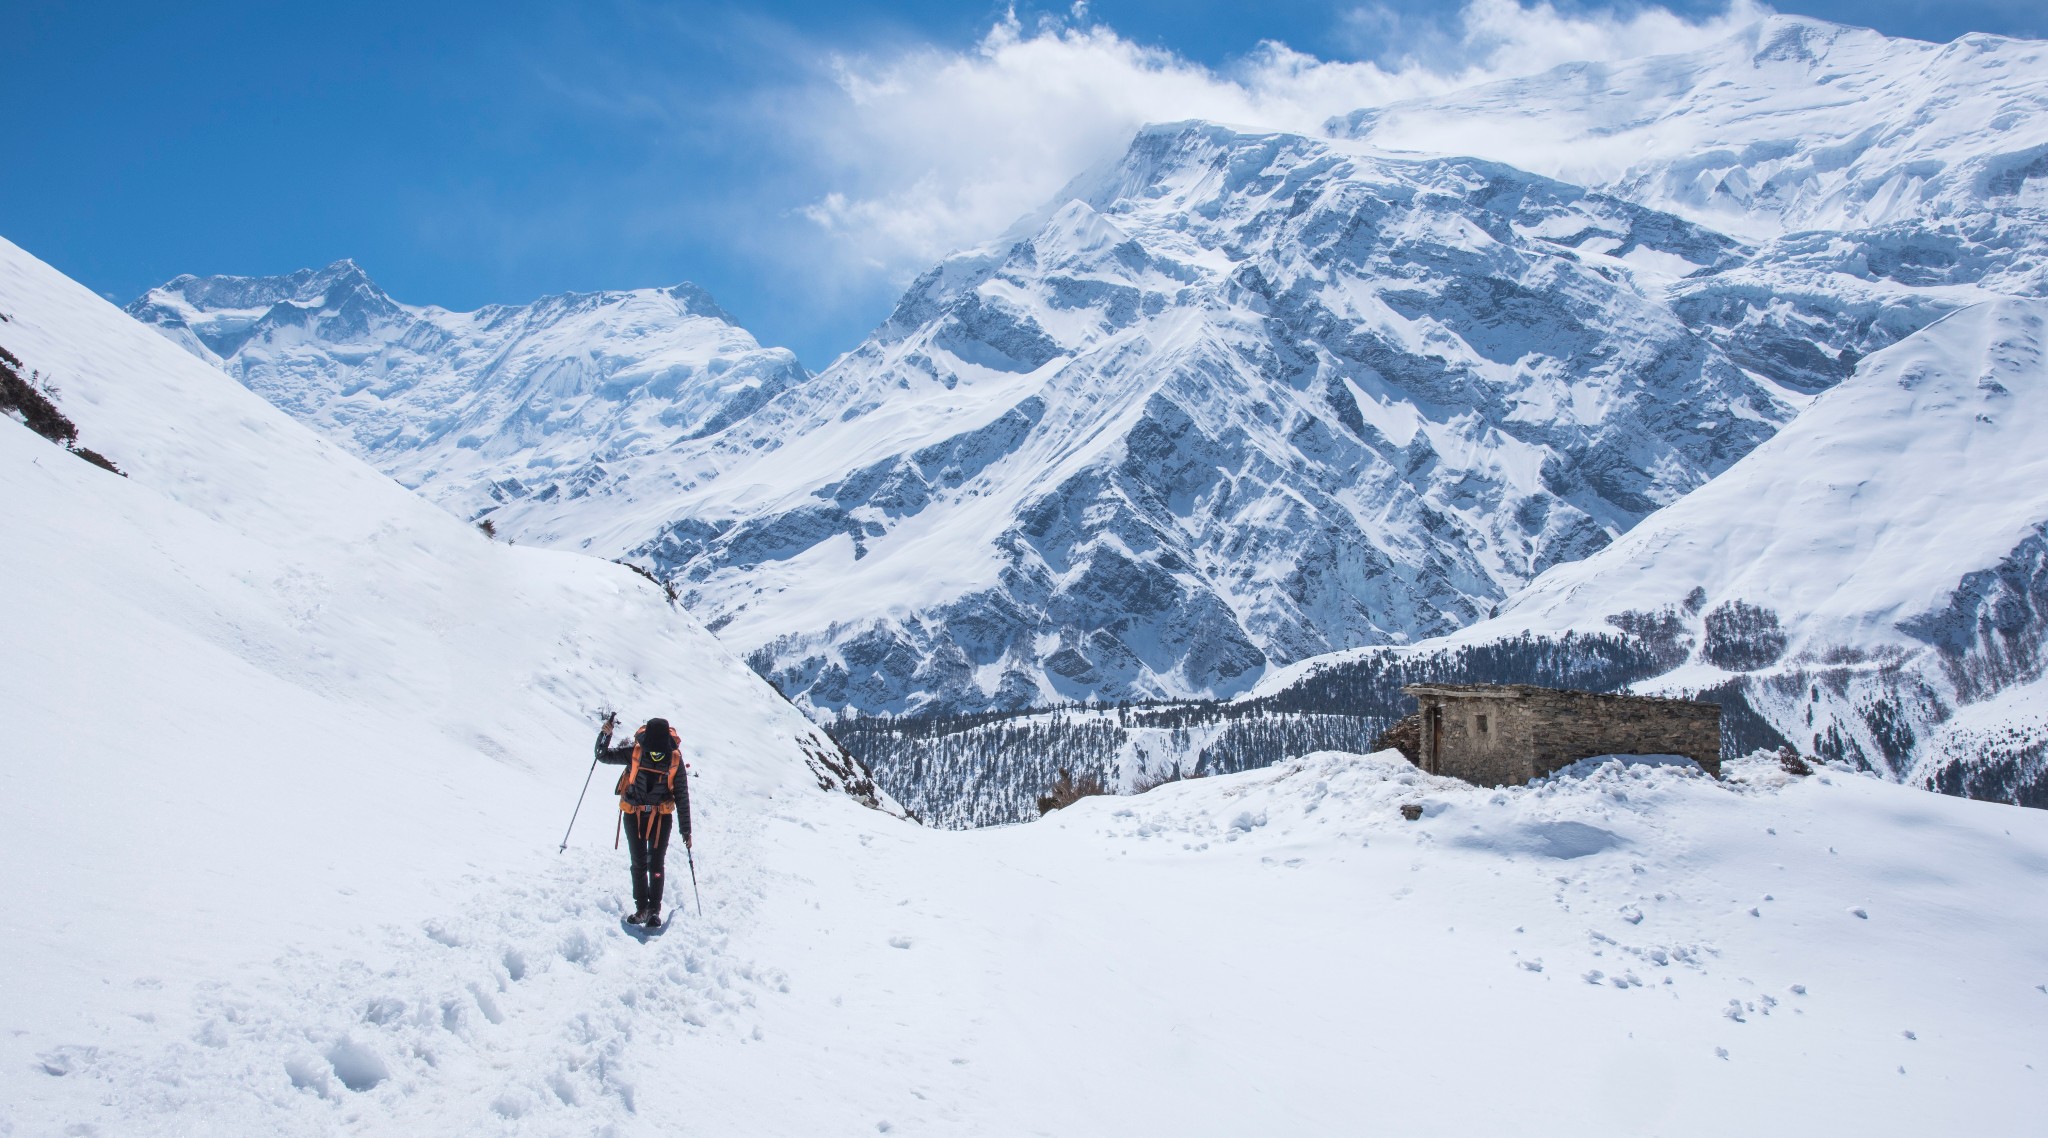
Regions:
[[640, 717, 675, 755]]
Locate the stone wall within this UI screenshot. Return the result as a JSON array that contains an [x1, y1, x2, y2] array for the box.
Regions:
[[1402, 683, 1721, 786]]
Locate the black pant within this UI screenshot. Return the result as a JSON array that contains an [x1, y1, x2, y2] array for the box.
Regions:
[[623, 809, 672, 912]]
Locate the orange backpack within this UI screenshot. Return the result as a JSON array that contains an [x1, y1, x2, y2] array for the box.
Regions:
[[616, 724, 683, 814]]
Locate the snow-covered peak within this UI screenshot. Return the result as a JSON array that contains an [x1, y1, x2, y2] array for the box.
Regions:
[[147, 256, 381, 311], [127, 261, 812, 522], [1334, 16, 2048, 244], [132, 258, 399, 358]]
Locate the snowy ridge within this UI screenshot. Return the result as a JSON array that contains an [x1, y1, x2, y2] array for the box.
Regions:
[[1334, 15, 2048, 399], [128, 261, 810, 524]]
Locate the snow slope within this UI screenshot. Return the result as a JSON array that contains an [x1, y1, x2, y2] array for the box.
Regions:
[[1508, 298, 2048, 802], [17, 738, 2048, 1132], [126, 260, 810, 523], [1495, 299, 2048, 651], [0, 235, 873, 1121]]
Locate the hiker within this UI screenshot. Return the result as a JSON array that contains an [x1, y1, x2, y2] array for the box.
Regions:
[[596, 715, 692, 927]]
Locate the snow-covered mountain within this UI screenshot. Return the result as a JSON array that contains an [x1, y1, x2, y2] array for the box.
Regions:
[[1334, 15, 2048, 401], [127, 260, 810, 523], [652, 127, 1827, 715], [130, 15, 2047, 724], [10, 235, 2048, 1134], [1504, 297, 2048, 805], [1268, 298, 2048, 806]]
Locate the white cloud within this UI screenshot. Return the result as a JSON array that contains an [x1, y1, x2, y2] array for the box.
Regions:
[[782, 1, 1773, 280]]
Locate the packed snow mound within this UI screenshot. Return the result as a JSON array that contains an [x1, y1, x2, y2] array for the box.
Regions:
[[127, 259, 811, 523], [0, 235, 881, 1122]]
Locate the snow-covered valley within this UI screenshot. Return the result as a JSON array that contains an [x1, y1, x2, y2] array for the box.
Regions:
[[6, 234, 2047, 1134], [10, 9, 2048, 1132]]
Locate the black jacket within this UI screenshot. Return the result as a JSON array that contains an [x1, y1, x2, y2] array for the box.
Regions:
[[597, 727, 692, 843]]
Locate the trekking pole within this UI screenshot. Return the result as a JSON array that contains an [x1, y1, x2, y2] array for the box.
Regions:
[[684, 844, 703, 917], [559, 711, 615, 853]]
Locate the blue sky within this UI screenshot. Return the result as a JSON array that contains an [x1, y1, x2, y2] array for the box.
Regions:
[[7, 1, 2042, 367]]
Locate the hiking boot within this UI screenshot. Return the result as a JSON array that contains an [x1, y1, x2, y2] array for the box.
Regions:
[[624, 907, 647, 926]]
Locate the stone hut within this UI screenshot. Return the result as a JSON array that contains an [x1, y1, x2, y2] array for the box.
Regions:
[[1390, 683, 1722, 786]]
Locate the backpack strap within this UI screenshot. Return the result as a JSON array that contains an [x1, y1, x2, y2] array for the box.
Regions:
[[617, 743, 644, 810]]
